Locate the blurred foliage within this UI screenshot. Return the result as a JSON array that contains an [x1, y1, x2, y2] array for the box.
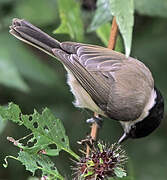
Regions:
[[134, 0, 167, 17], [0, 0, 167, 180], [96, 23, 112, 47], [54, 0, 84, 41], [89, 0, 134, 56], [110, 0, 134, 57], [0, 44, 29, 92], [15, 0, 58, 25], [88, 0, 113, 31]]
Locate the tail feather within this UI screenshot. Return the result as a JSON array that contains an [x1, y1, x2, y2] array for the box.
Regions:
[[9, 18, 61, 57]]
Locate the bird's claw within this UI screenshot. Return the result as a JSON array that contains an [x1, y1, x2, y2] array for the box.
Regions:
[[86, 116, 103, 127], [77, 135, 96, 149]]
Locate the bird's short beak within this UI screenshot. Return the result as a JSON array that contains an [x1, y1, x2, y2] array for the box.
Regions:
[[118, 133, 129, 144]]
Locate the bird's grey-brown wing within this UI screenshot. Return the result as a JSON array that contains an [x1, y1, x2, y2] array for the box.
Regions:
[[53, 42, 154, 121], [53, 43, 128, 118], [60, 42, 126, 81]]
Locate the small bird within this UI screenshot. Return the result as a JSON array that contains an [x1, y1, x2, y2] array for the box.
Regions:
[[9, 19, 164, 143]]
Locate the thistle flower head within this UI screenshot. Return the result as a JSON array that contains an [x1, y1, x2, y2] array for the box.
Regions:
[[72, 141, 128, 180]]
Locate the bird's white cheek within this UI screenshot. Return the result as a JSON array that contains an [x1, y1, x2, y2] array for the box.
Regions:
[[120, 89, 157, 133]]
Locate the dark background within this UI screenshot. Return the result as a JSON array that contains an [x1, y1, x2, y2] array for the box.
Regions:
[[0, 0, 167, 180]]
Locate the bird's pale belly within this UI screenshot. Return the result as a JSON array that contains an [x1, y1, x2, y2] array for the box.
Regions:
[[66, 70, 106, 116]]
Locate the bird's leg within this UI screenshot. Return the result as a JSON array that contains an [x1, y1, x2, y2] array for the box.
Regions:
[[86, 115, 103, 128], [78, 114, 103, 154]]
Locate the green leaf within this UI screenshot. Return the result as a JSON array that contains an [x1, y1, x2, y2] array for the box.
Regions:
[[135, 0, 167, 18], [110, 0, 134, 57], [0, 103, 79, 160], [18, 151, 63, 179], [114, 167, 127, 178], [88, 0, 113, 31], [0, 103, 22, 124], [0, 115, 7, 134], [89, 0, 134, 56], [4, 152, 64, 180], [14, 0, 58, 25], [96, 23, 111, 47], [54, 0, 84, 41], [2, 102, 80, 179], [114, 35, 124, 53], [0, 48, 29, 91]]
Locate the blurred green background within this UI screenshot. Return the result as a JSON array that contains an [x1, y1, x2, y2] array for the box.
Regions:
[[0, 0, 167, 180]]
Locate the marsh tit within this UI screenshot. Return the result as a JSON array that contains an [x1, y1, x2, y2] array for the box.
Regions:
[[9, 19, 164, 143]]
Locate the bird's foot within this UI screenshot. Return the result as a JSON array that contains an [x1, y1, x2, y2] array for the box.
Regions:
[[86, 116, 103, 127], [77, 135, 96, 150]]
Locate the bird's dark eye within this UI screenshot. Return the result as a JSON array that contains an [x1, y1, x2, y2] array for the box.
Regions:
[[131, 125, 136, 129]]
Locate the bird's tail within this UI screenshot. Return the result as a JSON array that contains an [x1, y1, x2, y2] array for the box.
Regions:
[[9, 18, 61, 57]]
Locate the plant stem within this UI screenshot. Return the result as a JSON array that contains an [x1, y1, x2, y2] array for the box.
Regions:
[[86, 16, 119, 157], [86, 112, 99, 156], [64, 148, 80, 160], [108, 17, 118, 49]]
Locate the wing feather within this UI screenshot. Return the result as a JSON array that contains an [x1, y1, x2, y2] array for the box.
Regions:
[[53, 43, 128, 113]]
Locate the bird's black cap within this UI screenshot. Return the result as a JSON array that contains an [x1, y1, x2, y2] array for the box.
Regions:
[[129, 87, 164, 139]]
